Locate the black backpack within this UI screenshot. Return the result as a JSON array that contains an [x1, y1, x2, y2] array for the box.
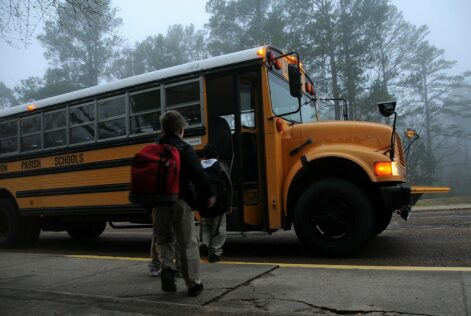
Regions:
[[196, 160, 230, 218]]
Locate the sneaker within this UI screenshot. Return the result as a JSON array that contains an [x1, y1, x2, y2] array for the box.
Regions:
[[175, 269, 183, 278], [188, 283, 204, 297], [199, 243, 209, 255], [149, 264, 161, 277], [161, 268, 176, 292], [208, 253, 221, 263]]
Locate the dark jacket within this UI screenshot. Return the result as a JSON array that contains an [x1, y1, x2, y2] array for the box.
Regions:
[[214, 160, 233, 211], [197, 159, 233, 217], [158, 134, 215, 204]]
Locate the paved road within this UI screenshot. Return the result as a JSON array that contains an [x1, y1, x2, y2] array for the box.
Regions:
[[1, 206, 471, 315], [8, 207, 471, 267]]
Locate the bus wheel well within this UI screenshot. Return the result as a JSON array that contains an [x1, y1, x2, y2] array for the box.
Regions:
[[0, 189, 16, 206], [286, 157, 374, 228]]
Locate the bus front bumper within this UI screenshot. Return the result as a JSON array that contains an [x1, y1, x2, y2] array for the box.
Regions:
[[380, 185, 450, 220]]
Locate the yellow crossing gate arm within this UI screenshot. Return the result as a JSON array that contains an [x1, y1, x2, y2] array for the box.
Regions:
[[411, 186, 451, 194]]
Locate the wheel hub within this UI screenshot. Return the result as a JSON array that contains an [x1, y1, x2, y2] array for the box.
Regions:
[[309, 196, 354, 240]]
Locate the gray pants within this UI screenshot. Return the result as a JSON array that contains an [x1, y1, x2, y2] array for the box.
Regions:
[[200, 213, 226, 256], [150, 210, 181, 271], [154, 199, 201, 288]]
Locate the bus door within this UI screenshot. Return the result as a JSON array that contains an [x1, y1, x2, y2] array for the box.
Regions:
[[205, 70, 266, 231]]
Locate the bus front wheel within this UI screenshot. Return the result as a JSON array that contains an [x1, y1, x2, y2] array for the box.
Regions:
[[374, 210, 393, 236], [294, 178, 376, 257], [66, 221, 106, 239]]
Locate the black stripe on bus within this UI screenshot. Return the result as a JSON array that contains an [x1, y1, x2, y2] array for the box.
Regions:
[[19, 204, 147, 216], [0, 158, 132, 179], [16, 183, 130, 198]]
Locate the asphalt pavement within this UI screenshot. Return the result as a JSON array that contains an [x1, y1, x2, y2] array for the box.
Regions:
[[1, 250, 471, 316]]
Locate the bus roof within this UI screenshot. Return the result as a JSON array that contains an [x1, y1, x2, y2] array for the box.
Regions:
[[0, 45, 271, 119]]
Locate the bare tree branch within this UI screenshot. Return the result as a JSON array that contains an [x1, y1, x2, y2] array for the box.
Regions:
[[0, 0, 105, 47]]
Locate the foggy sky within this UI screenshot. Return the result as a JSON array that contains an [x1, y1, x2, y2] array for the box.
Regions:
[[0, 0, 470, 89]]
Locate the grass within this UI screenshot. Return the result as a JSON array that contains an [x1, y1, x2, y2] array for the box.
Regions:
[[415, 195, 471, 206]]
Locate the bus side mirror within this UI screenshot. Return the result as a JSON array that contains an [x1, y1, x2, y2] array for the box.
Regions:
[[288, 64, 301, 98], [377, 101, 396, 118]]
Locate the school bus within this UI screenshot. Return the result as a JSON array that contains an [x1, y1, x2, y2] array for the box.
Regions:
[[0, 46, 448, 256]]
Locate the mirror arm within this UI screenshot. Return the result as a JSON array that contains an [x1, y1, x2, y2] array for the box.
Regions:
[[315, 98, 349, 120], [390, 112, 397, 160], [405, 133, 420, 161]]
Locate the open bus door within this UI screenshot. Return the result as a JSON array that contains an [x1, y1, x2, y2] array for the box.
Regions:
[[205, 70, 266, 232]]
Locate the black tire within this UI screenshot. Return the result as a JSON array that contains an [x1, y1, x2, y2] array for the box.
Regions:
[[0, 199, 40, 247], [373, 210, 393, 236], [0, 199, 23, 247], [294, 178, 376, 257], [66, 221, 106, 239]]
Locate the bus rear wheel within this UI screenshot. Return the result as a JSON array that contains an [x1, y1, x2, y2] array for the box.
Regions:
[[66, 221, 106, 239], [294, 178, 376, 257], [0, 199, 40, 247]]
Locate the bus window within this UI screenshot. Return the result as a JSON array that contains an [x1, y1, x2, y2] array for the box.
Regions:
[[20, 115, 41, 152], [240, 83, 255, 128], [0, 120, 18, 155], [130, 88, 161, 134], [44, 109, 66, 148], [98, 95, 126, 140], [165, 80, 201, 126], [70, 103, 95, 144], [300, 95, 316, 123]]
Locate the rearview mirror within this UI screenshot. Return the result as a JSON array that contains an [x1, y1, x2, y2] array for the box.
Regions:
[[288, 64, 301, 98], [377, 101, 396, 118]]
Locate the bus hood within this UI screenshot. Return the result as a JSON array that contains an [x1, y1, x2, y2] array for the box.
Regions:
[[283, 120, 406, 176]]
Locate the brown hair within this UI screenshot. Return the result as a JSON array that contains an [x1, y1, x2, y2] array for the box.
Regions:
[[159, 110, 187, 135]]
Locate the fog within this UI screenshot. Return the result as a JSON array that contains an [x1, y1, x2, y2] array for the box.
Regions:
[[0, 0, 470, 198], [1, 0, 470, 87]]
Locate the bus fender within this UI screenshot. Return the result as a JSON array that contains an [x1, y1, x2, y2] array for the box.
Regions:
[[282, 150, 375, 215]]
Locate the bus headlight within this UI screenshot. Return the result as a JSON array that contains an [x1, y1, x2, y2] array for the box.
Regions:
[[374, 161, 399, 176]]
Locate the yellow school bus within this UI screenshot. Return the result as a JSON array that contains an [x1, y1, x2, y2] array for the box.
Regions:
[[0, 46, 448, 256]]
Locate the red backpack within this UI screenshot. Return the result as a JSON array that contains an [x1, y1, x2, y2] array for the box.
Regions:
[[129, 144, 181, 207]]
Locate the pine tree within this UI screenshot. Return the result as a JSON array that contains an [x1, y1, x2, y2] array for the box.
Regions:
[[37, 0, 122, 87], [111, 24, 206, 79], [15, 0, 122, 102], [0, 82, 17, 108]]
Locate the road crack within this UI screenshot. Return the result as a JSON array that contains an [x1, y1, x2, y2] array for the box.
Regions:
[[202, 265, 279, 306], [272, 297, 436, 315]]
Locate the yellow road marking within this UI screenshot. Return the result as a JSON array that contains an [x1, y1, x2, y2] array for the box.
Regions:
[[220, 261, 471, 272], [67, 255, 471, 272], [67, 255, 149, 262]]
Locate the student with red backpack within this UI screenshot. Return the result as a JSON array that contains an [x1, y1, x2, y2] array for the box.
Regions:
[[130, 110, 215, 297]]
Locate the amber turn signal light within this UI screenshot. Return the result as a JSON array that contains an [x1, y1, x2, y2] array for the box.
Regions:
[[374, 162, 393, 176]]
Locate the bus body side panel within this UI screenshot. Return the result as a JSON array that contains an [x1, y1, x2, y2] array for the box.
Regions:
[[260, 66, 286, 231], [0, 141, 210, 217]]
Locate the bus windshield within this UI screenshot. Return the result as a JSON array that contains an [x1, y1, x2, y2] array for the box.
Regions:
[[268, 71, 317, 123]]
